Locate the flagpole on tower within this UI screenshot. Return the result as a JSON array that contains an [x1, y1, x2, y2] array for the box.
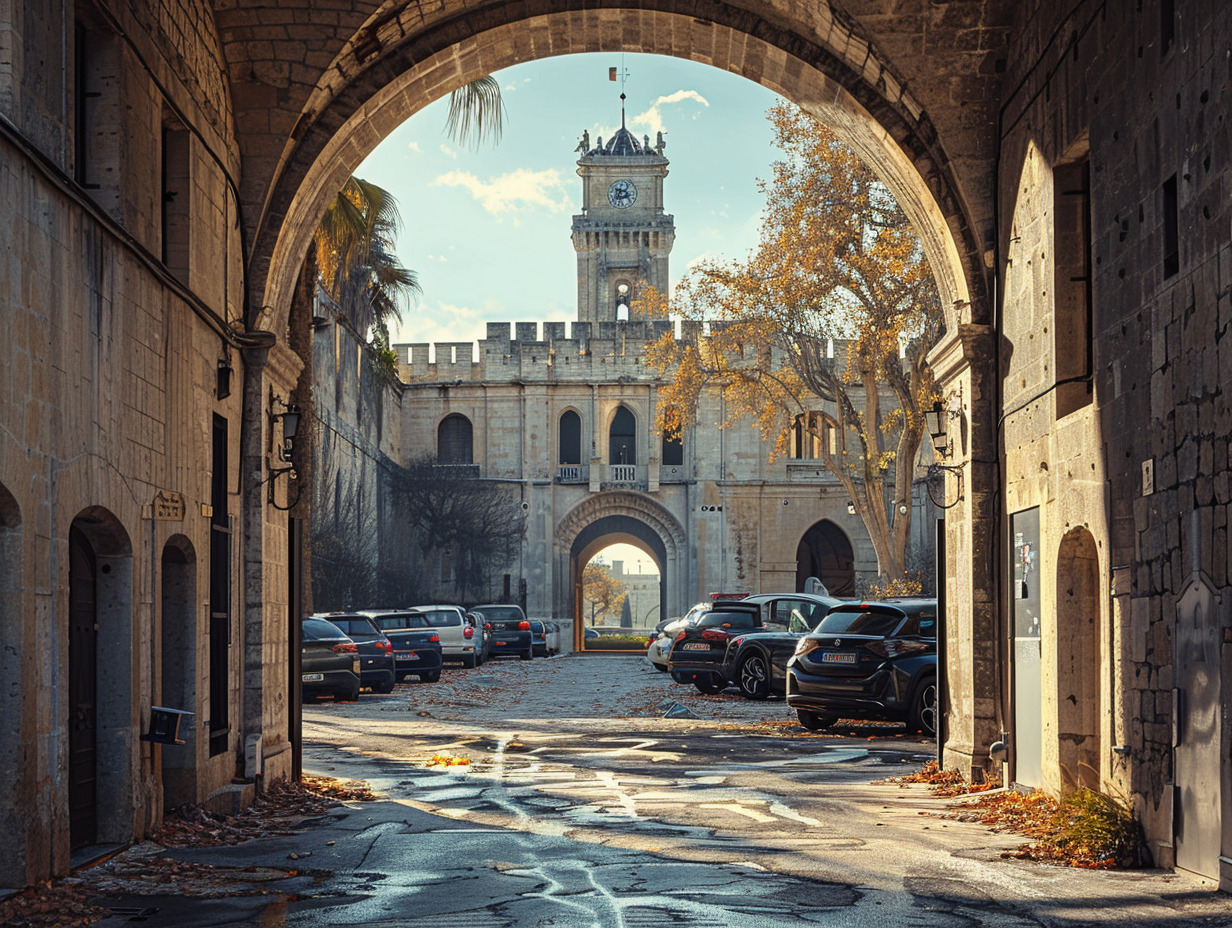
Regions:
[[609, 55, 630, 127]]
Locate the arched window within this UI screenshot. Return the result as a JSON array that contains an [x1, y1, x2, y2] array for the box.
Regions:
[[613, 279, 632, 321], [559, 410, 582, 465], [438, 414, 473, 464], [790, 412, 827, 460], [608, 406, 636, 465]]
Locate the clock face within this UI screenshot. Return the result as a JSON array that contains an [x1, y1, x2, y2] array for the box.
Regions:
[[608, 179, 638, 209]]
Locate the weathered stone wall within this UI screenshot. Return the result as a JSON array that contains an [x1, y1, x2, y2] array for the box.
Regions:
[[996, 0, 1232, 877]]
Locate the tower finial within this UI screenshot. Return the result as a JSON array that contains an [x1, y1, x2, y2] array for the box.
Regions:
[[621, 92, 626, 129]]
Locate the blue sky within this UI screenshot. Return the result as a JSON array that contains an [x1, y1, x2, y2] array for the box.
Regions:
[[355, 53, 784, 350]]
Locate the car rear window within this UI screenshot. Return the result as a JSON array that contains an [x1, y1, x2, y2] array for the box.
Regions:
[[697, 610, 757, 629], [479, 606, 525, 622], [419, 609, 462, 627], [816, 608, 905, 637], [373, 613, 428, 630], [328, 617, 379, 637], [302, 618, 347, 641], [529, 621, 545, 632]]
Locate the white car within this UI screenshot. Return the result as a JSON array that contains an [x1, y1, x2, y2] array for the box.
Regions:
[[408, 604, 484, 667]]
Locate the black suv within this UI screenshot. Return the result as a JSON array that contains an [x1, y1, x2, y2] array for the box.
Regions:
[[667, 596, 763, 693], [785, 599, 939, 735], [718, 592, 844, 699]]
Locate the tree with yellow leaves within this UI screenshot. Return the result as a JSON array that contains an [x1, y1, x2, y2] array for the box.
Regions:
[[638, 103, 943, 583]]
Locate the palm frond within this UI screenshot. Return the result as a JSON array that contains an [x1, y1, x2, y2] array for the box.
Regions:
[[445, 76, 505, 149]]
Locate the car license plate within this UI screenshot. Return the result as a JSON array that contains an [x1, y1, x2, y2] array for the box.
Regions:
[[681, 642, 709, 651], [821, 652, 856, 664], [396, 651, 418, 660], [301, 672, 324, 682]]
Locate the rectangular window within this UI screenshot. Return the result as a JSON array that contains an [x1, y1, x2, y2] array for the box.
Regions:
[[1162, 173, 1179, 278], [161, 109, 191, 284], [73, 13, 121, 209], [208, 414, 231, 757], [1053, 156, 1093, 417]]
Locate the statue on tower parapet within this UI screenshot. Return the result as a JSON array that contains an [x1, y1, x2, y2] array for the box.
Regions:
[[575, 130, 590, 153], [655, 131, 666, 154]]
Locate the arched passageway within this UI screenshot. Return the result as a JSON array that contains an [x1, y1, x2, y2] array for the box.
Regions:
[[237, 3, 988, 343], [68, 509, 134, 849], [160, 535, 198, 809], [1054, 527, 1100, 791], [796, 520, 855, 597], [572, 516, 663, 650]]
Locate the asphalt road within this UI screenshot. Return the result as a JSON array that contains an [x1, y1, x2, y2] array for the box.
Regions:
[[86, 653, 1232, 927]]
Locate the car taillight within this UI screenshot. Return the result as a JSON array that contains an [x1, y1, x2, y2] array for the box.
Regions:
[[429, 634, 439, 643], [701, 628, 732, 642], [866, 638, 929, 659], [674, 629, 688, 642], [794, 638, 819, 658], [376, 639, 392, 653], [464, 626, 474, 639], [332, 642, 358, 654], [518, 621, 530, 630]]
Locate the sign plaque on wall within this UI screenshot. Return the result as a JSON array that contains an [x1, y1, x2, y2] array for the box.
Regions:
[[152, 490, 187, 521]]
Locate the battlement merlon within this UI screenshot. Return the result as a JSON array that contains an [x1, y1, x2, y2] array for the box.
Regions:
[[393, 326, 870, 385]]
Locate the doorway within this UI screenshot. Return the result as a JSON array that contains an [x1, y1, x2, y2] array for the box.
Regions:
[[795, 520, 855, 596]]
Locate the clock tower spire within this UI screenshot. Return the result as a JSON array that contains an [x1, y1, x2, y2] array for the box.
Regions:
[[571, 106, 675, 323]]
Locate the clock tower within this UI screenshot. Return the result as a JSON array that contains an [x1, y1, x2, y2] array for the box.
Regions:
[[571, 111, 675, 323]]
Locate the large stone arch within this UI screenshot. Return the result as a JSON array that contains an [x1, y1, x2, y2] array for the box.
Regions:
[[231, 1, 993, 340], [554, 491, 688, 642]]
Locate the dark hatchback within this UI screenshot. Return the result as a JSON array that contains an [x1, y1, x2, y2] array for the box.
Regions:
[[300, 617, 361, 701], [368, 610, 445, 682], [314, 613, 397, 693], [785, 599, 939, 735], [718, 592, 844, 699], [528, 620, 550, 657], [475, 604, 534, 660], [667, 597, 763, 693]]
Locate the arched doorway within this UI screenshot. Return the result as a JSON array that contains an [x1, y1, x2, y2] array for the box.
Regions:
[[572, 516, 664, 650], [608, 406, 636, 466], [1054, 527, 1100, 791], [160, 535, 197, 809], [796, 520, 855, 596], [555, 492, 688, 650], [68, 509, 133, 849], [0, 483, 22, 884]]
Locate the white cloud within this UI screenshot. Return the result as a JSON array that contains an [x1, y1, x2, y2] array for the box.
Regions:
[[631, 89, 710, 135], [432, 167, 571, 217], [407, 140, 421, 153], [439, 143, 458, 159]]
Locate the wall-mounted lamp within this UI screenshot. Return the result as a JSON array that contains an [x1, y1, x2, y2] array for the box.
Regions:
[[924, 397, 965, 510], [846, 501, 856, 515], [216, 354, 233, 400], [924, 400, 950, 458], [898, 502, 909, 515], [268, 388, 301, 509]]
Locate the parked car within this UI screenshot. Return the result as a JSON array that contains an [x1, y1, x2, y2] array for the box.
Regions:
[[646, 614, 692, 672], [312, 613, 397, 693], [300, 617, 361, 701], [473, 603, 534, 660], [666, 595, 762, 693], [785, 599, 939, 735], [543, 621, 562, 655], [718, 592, 844, 699], [411, 604, 484, 667], [467, 611, 495, 663], [366, 610, 444, 682], [529, 619, 551, 657]]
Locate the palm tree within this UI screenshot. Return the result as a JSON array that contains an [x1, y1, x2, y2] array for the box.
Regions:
[[445, 75, 505, 149]]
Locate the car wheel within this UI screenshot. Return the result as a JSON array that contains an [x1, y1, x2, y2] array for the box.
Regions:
[[374, 679, 395, 694], [462, 653, 477, 669], [737, 653, 771, 700], [420, 670, 441, 683], [796, 709, 837, 731], [694, 674, 727, 695], [909, 674, 938, 737], [670, 671, 692, 685], [337, 682, 360, 702], [652, 662, 669, 673], [520, 647, 533, 661]]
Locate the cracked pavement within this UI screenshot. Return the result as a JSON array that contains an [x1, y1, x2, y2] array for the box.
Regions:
[[82, 655, 1232, 927]]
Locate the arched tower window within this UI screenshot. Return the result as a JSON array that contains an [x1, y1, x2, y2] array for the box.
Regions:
[[559, 410, 582, 465], [609, 407, 636, 465], [614, 279, 632, 321], [438, 414, 473, 464]]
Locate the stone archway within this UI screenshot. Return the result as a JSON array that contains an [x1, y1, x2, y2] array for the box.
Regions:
[[555, 491, 688, 649], [795, 519, 856, 596], [68, 507, 134, 849], [230, 2, 990, 342], [1054, 526, 1100, 791]]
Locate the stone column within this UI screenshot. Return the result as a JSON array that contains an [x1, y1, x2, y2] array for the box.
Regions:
[[928, 323, 1001, 780]]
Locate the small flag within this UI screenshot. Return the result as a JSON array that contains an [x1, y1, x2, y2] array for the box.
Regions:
[[609, 67, 618, 81]]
